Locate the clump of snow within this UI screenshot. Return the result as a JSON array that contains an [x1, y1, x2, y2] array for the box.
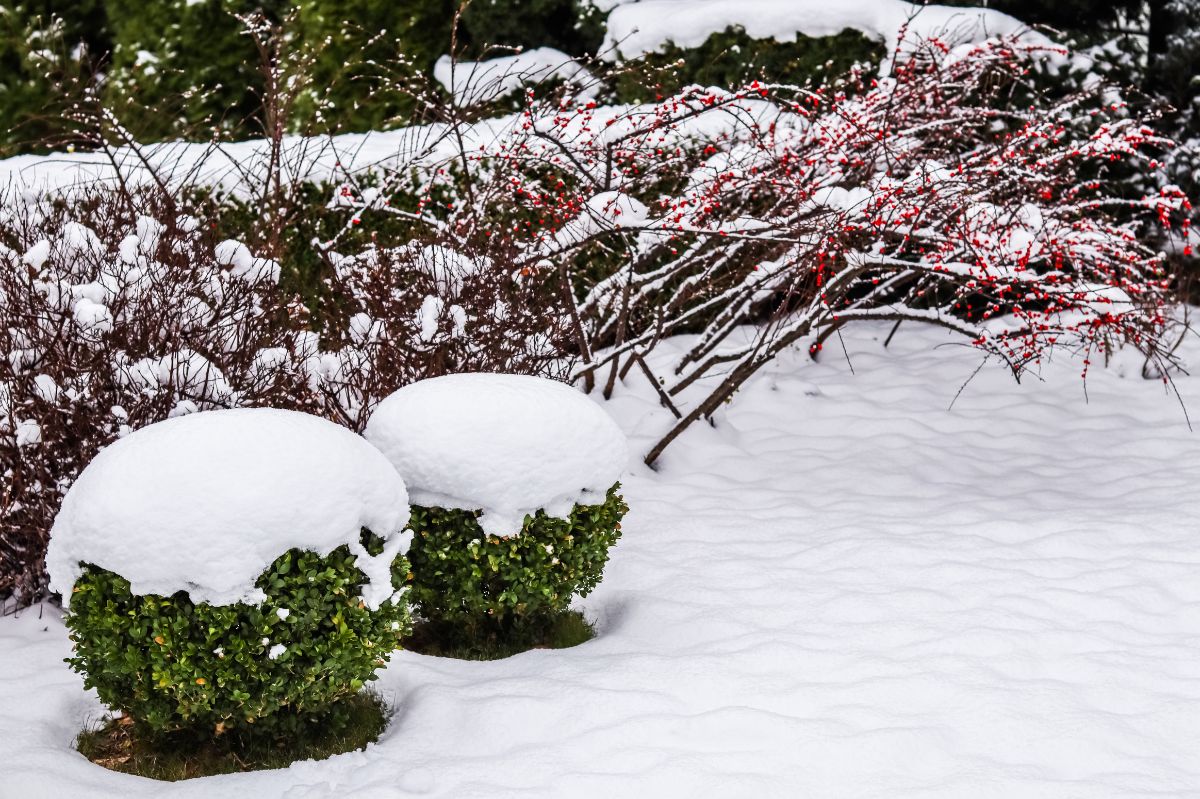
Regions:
[[214, 238, 282, 283], [121, 349, 235, 405], [22, 239, 51, 269], [811, 185, 871, 211], [416, 295, 445, 342], [14, 419, 41, 447], [60, 221, 105, 261], [434, 48, 591, 105], [364, 373, 628, 536], [601, 0, 1059, 66], [32, 374, 59, 402], [413, 244, 487, 296], [46, 408, 411, 610], [70, 297, 113, 332], [553, 191, 650, 248]]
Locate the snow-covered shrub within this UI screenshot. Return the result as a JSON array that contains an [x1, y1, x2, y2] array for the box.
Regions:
[[364, 373, 628, 635], [405, 488, 627, 635], [347, 33, 1187, 465], [0, 187, 309, 603], [48, 409, 413, 739], [0, 176, 577, 607], [308, 238, 577, 430]]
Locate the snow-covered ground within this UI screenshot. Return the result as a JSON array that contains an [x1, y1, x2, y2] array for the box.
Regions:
[[3, 322, 1200, 798]]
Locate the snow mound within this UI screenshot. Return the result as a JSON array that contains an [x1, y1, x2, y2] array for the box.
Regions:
[[602, 0, 1057, 63], [434, 48, 591, 105], [364, 373, 628, 536], [46, 408, 411, 610]]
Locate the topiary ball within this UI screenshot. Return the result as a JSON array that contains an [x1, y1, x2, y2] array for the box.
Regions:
[[363, 373, 630, 637], [66, 533, 411, 739], [46, 408, 413, 740], [406, 483, 627, 632]]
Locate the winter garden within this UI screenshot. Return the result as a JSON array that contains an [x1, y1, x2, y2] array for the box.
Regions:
[[1, 0, 1199, 796]]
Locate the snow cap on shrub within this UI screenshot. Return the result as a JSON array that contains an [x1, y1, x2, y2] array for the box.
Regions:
[[47, 408, 410, 609], [364, 373, 627, 536]]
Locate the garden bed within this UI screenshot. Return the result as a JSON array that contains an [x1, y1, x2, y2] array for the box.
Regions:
[[3, 323, 1198, 796]]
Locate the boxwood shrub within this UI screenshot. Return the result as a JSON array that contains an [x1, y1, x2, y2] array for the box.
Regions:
[[406, 483, 627, 639], [64, 529, 410, 741]]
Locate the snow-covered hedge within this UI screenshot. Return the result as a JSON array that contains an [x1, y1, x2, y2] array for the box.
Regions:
[[0, 182, 575, 604], [51, 409, 413, 739], [365, 373, 629, 634], [0, 189, 311, 603], [2, 28, 1192, 609]]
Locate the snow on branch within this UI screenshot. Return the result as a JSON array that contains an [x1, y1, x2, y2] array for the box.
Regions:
[[326, 34, 1186, 464]]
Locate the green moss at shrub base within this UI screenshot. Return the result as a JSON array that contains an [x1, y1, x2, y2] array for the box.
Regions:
[[76, 690, 389, 781], [404, 609, 595, 660]]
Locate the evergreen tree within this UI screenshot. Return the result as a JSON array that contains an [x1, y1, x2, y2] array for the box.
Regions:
[[291, 0, 454, 132], [458, 0, 603, 57], [101, 0, 287, 141], [0, 1, 107, 153], [1147, 0, 1200, 118]]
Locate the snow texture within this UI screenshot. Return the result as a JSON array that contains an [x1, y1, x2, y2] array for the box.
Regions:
[[364, 373, 628, 536], [5, 322, 1200, 796], [214, 239, 282, 283], [413, 244, 486, 297], [434, 48, 590, 105], [46, 408, 411, 611], [553, 191, 650, 248], [600, 0, 1056, 61], [0, 3, 1059, 206]]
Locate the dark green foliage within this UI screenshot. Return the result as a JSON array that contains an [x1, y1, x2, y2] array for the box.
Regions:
[[1147, 1, 1200, 122], [292, 0, 455, 131], [406, 484, 626, 639], [19, 0, 110, 56], [0, 2, 104, 154], [613, 27, 884, 103], [64, 530, 411, 741], [936, 0, 1142, 32], [102, 0, 287, 141], [76, 690, 388, 779], [459, 0, 604, 58]]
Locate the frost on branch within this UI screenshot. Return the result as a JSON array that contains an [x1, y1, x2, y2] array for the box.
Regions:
[[306, 235, 576, 432]]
